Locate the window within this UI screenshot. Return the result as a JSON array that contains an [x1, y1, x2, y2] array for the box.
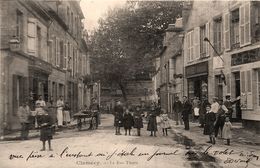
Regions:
[[60, 41, 64, 68], [200, 25, 206, 57], [185, 31, 194, 62], [214, 17, 223, 55], [37, 26, 41, 58], [16, 10, 23, 39], [27, 18, 37, 54], [231, 9, 240, 48]]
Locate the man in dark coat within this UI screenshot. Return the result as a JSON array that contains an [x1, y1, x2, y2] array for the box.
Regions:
[[147, 107, 158, 136], [133, 106, 144, 136], [123, 109, 134, 135], [114, 100, 124, 135], [173, 96, 183, 125], [90, 98, 100, 128], [204, 105, 216, 144], [182, 96, 192, 130]]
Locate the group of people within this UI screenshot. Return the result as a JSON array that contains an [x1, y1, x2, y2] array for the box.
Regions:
[[113, 101, 171, 137], [172, 95, 240, 145], [17, 95, 73, 151]]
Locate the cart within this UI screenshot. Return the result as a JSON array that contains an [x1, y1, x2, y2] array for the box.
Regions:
[[73, 110, 98, 131]]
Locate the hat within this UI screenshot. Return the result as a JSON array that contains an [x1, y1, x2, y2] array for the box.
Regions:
[[226, 94, 231, 98]]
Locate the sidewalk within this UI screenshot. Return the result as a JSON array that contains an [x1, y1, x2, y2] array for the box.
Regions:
[[168, 119, 260, 147], [2, 120, 79, 141]]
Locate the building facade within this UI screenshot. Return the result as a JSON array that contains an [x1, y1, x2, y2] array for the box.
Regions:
[[0, 0, 91, 134], [158, 19, 184, 115], [182, 1, 260, 132]]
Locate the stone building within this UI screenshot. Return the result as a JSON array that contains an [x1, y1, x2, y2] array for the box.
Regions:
[[158, 19, 184, 114], [0, 0, 90, 134], [182, 1, 260, 132]]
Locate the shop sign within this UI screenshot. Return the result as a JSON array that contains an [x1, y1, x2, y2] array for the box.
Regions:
[[185, 61, 208, 78]]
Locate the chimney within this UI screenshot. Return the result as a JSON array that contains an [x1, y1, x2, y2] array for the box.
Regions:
[[182, 1, 193, 27]]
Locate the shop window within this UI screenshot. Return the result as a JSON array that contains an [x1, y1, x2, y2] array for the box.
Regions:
[[213, 17, 223, 55]]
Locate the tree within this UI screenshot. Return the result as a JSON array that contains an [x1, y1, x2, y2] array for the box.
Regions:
[[88, 1, 183, 101]]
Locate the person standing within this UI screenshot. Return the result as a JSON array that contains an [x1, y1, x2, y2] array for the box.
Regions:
[[63, 102, 71, 126], [56, 96, 64, 127], [123, 108, 134, 136], [199, 96, 210, 128], [182, 96, 192, 130], [192, 97, 200, 122], [210, 97, 220, 114], [160, 109, 170, 136], [222, 117, 232, 145], [133, 106, 144, 136], [37, 108, 54, 151], [17, 101, 31, 140], [214, 100, 228, 138], [90, 98, 100, 128], [147, 106, 158, 137], [36, 95, 46, 107], [204, 105, 216, 144], [114, 100, 124, 135], [172, 96, 183, 125]]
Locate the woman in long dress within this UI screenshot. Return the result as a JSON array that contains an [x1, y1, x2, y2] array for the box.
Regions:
[[56, 96, 64, 127]]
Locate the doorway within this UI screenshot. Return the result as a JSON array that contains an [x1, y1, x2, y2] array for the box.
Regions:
[[234, 72, 242, 121]]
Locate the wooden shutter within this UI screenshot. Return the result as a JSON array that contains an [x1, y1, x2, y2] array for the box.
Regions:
[[226, 73, 231, 94], [194, 27, 200, 59], [47, 40, 53, 64], [244, 2, 251, 45], [240, 71, 246, 108], [223, 12, 231, 51], [13, 75, 18, 115], [246, 70, 253, 109], [55, 38, 59, 67], [64, 43, 67, 70], [206, 22, 210, 57], [190, 30, 194, 61], [27, 18, 37, 54], [239, 4, 245, 46]]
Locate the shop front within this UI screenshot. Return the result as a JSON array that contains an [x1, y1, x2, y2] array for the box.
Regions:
[[28, 58, 52, 110], [186, 61, 208, 100]]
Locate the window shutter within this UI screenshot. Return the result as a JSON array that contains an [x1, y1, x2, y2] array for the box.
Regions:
[[194, 27, 200, 59], [239, 4, 245, 46], [246, 70, 253, 109], [183, 34, 187, 63], [13, 75, 18, 115], [47, 40, 53, 64], [244, 2, 251, 45], [64, 43, 67, 70], [240, 71, 247, 108], [190, 30, 194, 61], [226, 73, 231, 94], [223, 12, 231, 51], [27, 18, 37, 54], [56, 38, 59, 67], [206, 22, 210, 57]]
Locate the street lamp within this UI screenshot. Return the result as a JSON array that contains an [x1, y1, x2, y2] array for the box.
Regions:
[[203, 37, 226, 85]]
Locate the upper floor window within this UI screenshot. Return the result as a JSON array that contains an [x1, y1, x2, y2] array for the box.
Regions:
[[67, 7, 70, 26], [231, 9, 240, 48], [71, 12, 73, 32], [213, 17, 223, 55], [16, 10, 23, 39], [37, 26, 41, 58], [200, 25, 206, 57]]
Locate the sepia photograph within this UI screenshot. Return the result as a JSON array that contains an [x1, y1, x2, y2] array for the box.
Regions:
[[0, 0, 260, 167]]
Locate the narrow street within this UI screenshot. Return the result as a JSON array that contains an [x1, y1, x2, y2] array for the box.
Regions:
[[0, 114, 259, 168]]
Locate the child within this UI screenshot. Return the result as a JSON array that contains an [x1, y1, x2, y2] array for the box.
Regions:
[[160, 109, 170, 136], [222, 117, 232, 145], [123, 109, 134, 135], [37, 106, 54, 151], [147, 106, 158, 137], [204, 105, 216, 144], [133, 106, 144, 136]]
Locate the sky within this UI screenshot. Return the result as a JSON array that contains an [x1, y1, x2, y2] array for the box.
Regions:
[[80, 0, 126, 32]]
